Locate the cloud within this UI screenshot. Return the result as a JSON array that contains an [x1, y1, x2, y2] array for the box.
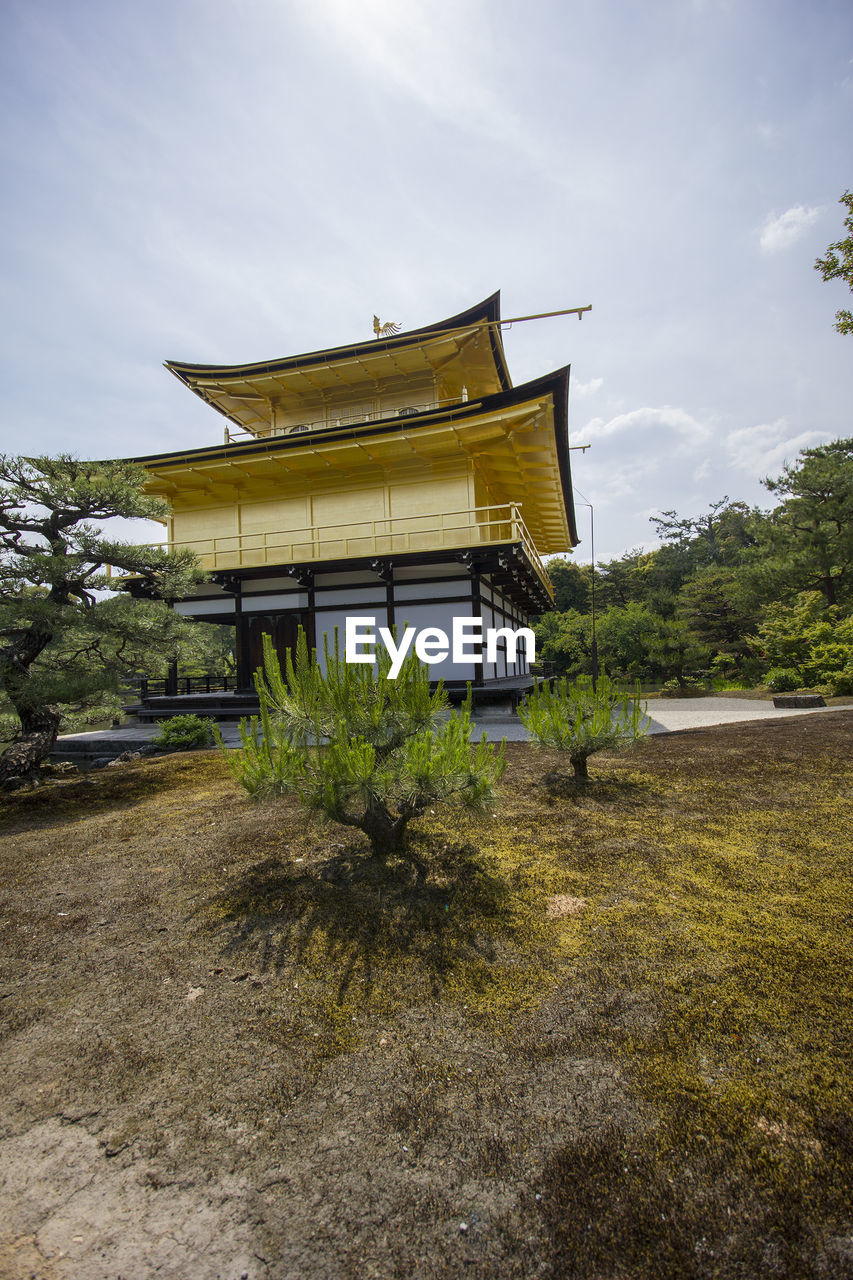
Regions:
[[724, 419, 823, 476], [759, 205, 821, 253], [295, 0, 535, 157], [586, 461, 655, 503], [583, 405, 712, 452], [573, 376, 604, 398]]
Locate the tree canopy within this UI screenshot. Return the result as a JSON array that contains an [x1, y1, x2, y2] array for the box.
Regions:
[[536, 439, 852, 692], [224, 628, 506, 863], [761, 438, 853, 608], [814, 190, 853, 336], [0, 454, 202, 783]]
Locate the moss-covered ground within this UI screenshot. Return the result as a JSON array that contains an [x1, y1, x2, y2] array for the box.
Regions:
[[0, 711, 850, 1278]]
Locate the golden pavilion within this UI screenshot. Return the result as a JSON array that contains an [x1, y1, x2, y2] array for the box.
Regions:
[[132, 293, 579, 696]]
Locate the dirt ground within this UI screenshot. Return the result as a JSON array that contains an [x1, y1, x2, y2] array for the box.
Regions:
[[0, 713, 851, 1280]]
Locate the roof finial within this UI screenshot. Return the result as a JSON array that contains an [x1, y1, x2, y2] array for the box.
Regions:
[[373, 315, 402, 338]]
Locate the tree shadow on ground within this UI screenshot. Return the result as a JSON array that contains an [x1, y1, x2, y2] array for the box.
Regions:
[[538, 1114, 853, 1280], [0, 760, 208, 832], [541, 769, 651, 807], [206, 835, 517, 1004]]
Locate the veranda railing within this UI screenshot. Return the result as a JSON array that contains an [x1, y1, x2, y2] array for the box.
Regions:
[[155, 504, 553, 598]]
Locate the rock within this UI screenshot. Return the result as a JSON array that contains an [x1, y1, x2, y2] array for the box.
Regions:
[[772, 694, 826, 708], [107, 750, 143, 766], [40, 761, 79, 777]]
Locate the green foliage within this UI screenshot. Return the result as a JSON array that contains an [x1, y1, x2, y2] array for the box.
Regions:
[[176, 622, 236, 678], [518, 672, 647, 780], [676, 567, 757, 654], [750, 591, 853, 692], [221, 628, 507, 860], [536, 450, 852, 693], [535, 603, 711, 685], [651, 498, 758, 570], [823, 666, 853, 696], [0, 453, 204, 782], [596, 602, 662, 676], [814, 190, 853, 336], [765, 667, 802, 693], [12, 594, 198, 702], [659, 675, 708, 698], [760, 438, 853, 608], [545, 557, 591, 613], [152, 714, 216, 751], [594, 549, 656, 609], [534, 608, 592, 676]]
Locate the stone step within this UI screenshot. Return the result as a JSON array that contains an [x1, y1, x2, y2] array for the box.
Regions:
[[772, 694, 826, 708]]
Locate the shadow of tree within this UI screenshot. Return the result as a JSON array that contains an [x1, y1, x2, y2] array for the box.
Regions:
[[207, 835, 518, 1004], [542, 769, 651, 807], [0, 756, 225, 832]]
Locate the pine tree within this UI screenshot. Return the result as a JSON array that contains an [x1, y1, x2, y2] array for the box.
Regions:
[[519, 673, 646, 780], [815, 190, 853, 336], [222, 628, 506, 865], [0, 454, 201, 784]]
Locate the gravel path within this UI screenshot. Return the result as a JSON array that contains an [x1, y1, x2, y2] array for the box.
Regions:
[[471, 695, 852, 740], [54, 696, 853, 755], [640, 695, 852, 735]]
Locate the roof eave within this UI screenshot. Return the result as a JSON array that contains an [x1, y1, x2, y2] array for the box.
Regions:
[[133, 364, 578, 550], [164, 291, 510, 391]]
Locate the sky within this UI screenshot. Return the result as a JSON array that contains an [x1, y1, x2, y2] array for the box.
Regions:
[[1, 0, 851, 562]]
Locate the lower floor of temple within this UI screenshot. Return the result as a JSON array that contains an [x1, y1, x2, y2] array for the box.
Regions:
[[129, 543, 551, 698]]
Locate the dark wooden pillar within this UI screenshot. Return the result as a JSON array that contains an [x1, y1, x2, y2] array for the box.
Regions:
[[166, 660, 178, 697], [470, 569, 485, 687], [236, 614, 252, 691]]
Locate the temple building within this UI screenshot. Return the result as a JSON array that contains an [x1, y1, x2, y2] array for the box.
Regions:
[[132, 293, 579, 698]]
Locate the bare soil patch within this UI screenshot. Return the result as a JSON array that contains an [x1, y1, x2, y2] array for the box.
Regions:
[[1, 713, 851, 1279]]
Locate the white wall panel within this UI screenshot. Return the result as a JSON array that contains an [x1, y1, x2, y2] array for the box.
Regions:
[[175, 599, 236, 616], [315, 586, 388, 608], [315, 607, 390, 673], [243, 593, 309, 612], [391, 602, 479, 681], [394, 581, 471, 603]]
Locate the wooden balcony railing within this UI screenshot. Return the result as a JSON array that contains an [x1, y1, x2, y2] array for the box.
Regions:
[[163, 504, 554, 597]]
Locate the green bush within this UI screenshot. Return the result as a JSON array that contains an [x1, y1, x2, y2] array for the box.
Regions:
[[220, 629, 506, 862], [765, 667, 802, 693], [152, 714, 216, 751], [822, 665, 853, 696], [659, 676, 708, 698], [751, 593, 853, 689], [518, 672, 647, 780]]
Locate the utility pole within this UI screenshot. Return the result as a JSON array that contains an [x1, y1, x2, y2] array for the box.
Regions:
[[572, 485, 597, 691]]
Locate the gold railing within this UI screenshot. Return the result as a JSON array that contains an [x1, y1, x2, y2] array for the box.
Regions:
[[224, 395, 465, 444], [167, 504, 554, 597]]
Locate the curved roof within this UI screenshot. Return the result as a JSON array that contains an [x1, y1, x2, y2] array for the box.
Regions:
[[136, 364, 578, 551], [165, 293, 512, 436]]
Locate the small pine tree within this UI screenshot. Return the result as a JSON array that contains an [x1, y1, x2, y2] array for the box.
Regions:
[[221, 628, 506, 863], [519, 673, 647, 780]]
